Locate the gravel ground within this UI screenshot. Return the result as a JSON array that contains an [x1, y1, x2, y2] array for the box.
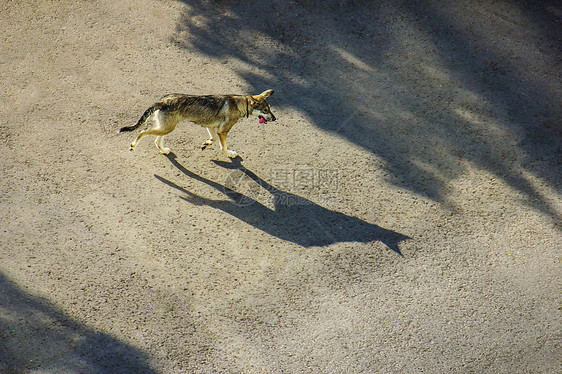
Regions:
[[1, 0, 561, 372]]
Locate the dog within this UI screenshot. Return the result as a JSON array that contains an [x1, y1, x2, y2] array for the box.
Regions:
[[119, 89, 276, 158]]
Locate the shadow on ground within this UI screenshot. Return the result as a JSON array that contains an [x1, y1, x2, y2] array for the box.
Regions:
[[155, 153, 409, 254], [0, 273, 156, 374], [173, 0, 561, 224]]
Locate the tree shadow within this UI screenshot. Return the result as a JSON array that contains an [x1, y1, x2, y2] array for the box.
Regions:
[[0, 273, 157, 374], [155, 153, 410, 254], [172, 0, 561, 225]]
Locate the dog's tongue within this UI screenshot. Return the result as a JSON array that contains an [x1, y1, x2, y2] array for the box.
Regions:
[[259, 117, 266, 124]]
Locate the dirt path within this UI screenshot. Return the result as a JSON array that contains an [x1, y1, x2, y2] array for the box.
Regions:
[[1, 0, 560, 372]]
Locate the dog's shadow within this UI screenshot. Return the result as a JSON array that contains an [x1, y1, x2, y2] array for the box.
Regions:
[[155, 153, 410, 254]]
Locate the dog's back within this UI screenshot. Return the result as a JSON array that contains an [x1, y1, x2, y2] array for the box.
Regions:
[[158, 94, 238, 126]]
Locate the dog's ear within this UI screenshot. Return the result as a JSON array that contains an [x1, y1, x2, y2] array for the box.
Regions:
[[253, 89, 274, 102]]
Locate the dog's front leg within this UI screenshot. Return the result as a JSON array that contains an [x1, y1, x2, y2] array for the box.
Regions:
[[201, 127, 218, 150], [217, 131, 237, 158]]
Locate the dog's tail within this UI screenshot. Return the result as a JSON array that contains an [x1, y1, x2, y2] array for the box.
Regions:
[[119, 103, 164, 133]]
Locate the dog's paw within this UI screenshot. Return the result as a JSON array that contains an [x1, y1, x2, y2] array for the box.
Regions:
[[201, 139, 213, 150], [226, 150, 238, 158], [159, 147, 171, 155]]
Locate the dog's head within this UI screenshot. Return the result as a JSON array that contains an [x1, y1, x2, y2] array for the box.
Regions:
[[249, 89, 276, 124]]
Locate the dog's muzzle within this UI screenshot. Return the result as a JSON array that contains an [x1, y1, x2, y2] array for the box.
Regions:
[[259, 114, 276, 124]]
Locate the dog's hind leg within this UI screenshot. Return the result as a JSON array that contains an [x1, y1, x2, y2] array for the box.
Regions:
[[130, 129, 171, 153], [130, 130, 148, 151], [130, 111, 175, 154], [201, 127, 218, 150], [155, 136, 171, 155]]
